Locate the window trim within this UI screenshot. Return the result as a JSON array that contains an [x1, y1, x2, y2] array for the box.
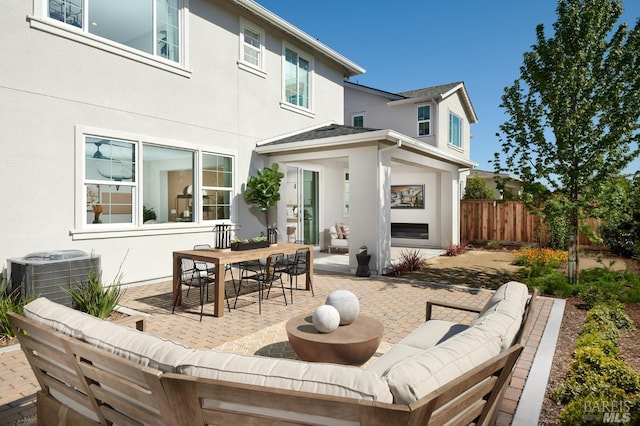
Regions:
[[417, 104, 431, 137], [281, 43, 314, 113], [28, 1, 191, 77], [351, 113, 365, 128], [72, 125, 235, 239], [448, 111, 463, 149], [238, 18, 266, 77]]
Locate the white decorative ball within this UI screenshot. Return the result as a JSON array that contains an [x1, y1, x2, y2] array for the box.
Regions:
[[312, 305, 341, 333], [326, 290, 360, 325]]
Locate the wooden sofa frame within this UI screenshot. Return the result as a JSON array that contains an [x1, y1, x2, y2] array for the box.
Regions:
[[9, 290, 536, 425]]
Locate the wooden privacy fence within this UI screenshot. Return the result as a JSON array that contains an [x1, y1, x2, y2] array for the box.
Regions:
[[460, 200, 602, 246]]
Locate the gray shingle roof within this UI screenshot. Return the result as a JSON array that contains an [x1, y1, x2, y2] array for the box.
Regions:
[[260, 124, 380, 146], [398, 82, 463, 100]]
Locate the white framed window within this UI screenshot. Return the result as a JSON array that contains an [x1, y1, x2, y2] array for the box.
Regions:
[[239, 19, 265, 72], [45, 0, 182, 63], [449, 112, 462, 148], [351, 113, 364, 128], [283, 45, 312, 110], [202, 154, 234, 221], [417, 105, 430, 136], [85, 136, 137, 226], [81, 130, 234, 229]]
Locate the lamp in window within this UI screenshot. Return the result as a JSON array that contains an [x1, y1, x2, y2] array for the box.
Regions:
[[92, 204, 103, 224]]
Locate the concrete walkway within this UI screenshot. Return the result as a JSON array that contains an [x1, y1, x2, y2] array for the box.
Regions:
[[0, 265, 563, 425]]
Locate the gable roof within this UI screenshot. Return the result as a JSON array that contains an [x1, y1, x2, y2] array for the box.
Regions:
[[345, 80, 478, 124], [231, 0, 365, 78]]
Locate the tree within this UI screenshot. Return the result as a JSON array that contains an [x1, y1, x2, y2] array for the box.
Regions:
[[463, 176, 495, 199], [494, 0, 640, 282], [243, 163, 285, 227]]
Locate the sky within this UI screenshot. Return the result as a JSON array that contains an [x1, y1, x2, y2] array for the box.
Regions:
[[256, 0, 640, 174]]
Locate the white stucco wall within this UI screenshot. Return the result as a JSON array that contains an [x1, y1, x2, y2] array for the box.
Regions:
[[0, 0, 352, 284]]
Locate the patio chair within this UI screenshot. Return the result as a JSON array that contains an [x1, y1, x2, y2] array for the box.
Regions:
[[234, 253, 287, 314], [194, 244, 238, 298], [173, 257, 231, 321], [281, 246, 313, 303]]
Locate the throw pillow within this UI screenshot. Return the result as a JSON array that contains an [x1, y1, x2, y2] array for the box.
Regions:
[[341, 224, 350, 239], [335, 223, 344, 239]]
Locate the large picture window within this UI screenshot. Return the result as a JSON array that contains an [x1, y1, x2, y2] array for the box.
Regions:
[[83, 132, 233, 228], [48, 0, 181, 62], [284, 47, 311, 109]]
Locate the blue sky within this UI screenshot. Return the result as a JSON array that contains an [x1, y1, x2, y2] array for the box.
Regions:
[[256, 0, 640, 174]]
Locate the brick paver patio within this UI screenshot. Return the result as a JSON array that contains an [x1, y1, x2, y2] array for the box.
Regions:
[[0, 269, 558, 425]]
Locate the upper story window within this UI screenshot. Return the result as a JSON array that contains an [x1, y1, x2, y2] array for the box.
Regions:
[[352, 114, 364, 128], [417, 105, 431, 136], [284, 46, 312, 109], [449, 112, 462, 148], [48, 0, 181, 62], [240, 19, 265, 71]]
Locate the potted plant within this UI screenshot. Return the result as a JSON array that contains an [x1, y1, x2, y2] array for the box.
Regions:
[[243, 163, 285, 234]]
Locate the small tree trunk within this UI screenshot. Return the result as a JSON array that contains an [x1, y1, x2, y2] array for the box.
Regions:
[[567, 215, 579, 284]]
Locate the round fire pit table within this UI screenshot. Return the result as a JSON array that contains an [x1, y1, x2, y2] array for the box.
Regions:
[[285, 313, 383, 366]]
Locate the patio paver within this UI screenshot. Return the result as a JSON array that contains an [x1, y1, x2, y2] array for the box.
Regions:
[[0, 269, 561, 425]]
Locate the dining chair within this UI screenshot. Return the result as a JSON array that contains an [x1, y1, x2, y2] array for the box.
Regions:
[[235, 253, 287, 314], [171, 257, 217, 321], [194, 244, 237, 299], [282, 246, 313, 303]]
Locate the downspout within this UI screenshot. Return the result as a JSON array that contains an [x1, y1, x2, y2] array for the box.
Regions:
[[376, 139, 402, 275]]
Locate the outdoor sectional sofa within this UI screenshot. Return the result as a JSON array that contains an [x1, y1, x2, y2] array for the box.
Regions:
[[9, 281, 535, 425]]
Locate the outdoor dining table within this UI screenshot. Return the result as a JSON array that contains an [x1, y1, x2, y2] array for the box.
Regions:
[[172, 242, 314, 317]]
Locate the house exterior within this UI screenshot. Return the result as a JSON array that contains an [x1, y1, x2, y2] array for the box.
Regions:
[[469, 170, 523, 199], [1, 0, 362, 284], [1, 0, 477, 284]]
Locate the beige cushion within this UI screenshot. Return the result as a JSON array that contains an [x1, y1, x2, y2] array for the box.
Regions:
[[335, 223, 344, 239], [365, 343, 423, 375], [82, 322, 194, 373], [383, 326, 502, 404], [178, 351, 394, 403], [480, 281, 529, 315], [398, 320, 469, 349], [472, 300, 523, 351], [329, 226, 339, 239], [23, 297, 104, 339]]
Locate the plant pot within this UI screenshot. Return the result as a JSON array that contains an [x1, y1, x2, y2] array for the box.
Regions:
[[356, 252, 371, 277], [230, 241, 270, 251]]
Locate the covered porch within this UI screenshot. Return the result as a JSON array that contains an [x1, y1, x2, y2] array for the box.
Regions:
[[256, 124, 476, 275]]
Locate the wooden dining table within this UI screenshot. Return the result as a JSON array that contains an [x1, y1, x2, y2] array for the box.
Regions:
[[173, 242, 314, 317]]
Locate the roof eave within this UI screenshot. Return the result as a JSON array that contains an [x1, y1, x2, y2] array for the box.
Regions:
[[231, 0, 365, 77], [256, 129, 477, 169]]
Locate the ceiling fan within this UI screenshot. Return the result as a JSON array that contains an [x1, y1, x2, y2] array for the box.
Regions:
[[93, 140, 113, 160]]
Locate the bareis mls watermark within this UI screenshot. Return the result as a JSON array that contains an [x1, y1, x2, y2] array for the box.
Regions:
[[583, 399, 633, 423]]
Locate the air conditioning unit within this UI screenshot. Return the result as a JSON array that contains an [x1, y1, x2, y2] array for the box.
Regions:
[[8, 250, 101, 307]]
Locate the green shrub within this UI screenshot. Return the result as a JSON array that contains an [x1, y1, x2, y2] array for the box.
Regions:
[[519, 266, 576, 297], [575, 332, 618, 357], [485, 240, 501, 250], [579, 267, 640, 304], [0, 287, 34, 338], [63, 270, 124, 319], [553, 346, 640, 404], [559, 394, 639, 425]]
